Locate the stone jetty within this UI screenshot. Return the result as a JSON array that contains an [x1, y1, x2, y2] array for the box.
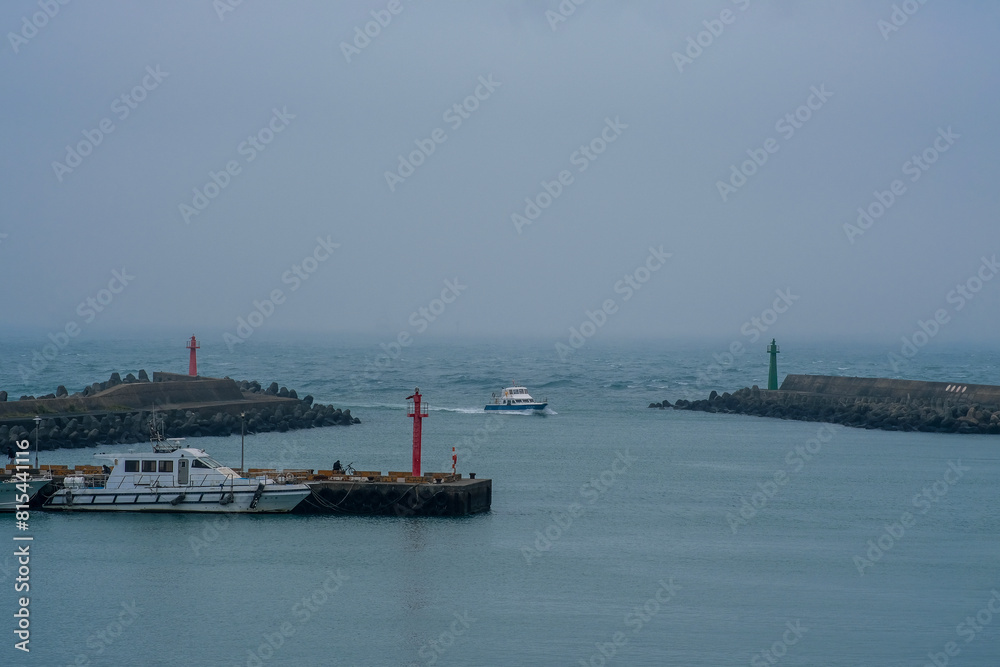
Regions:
[[299, 474, 492, 517], [649, 374, 1000, 434], [0, 371, 359, 452]]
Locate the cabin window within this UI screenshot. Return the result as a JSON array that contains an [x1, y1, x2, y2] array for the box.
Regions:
[[141, 460, 156, 472], [158, 461, 173, 472], [192, 457, 223, 469], [124, 460, 139, 472]]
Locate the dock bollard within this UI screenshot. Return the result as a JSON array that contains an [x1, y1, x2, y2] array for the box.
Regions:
[[469, 473, 476, 479]]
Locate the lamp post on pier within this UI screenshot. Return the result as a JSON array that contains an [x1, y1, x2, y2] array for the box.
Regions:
[[240, 412, 246, 473], [33, 415, 41, 469]]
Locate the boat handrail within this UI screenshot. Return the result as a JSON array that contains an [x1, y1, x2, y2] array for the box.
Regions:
[[1, 471, 53, 481], [103, 473, 262, 489], [61, 470, 306, 490]]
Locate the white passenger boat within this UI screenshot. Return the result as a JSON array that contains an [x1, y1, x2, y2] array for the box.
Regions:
[[0, 474, 52, 511], [485, 384, 548, 411], [45, 439, 311, 513]]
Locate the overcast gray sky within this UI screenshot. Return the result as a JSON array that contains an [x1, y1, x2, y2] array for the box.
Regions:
[[2, 0, 998, 348]]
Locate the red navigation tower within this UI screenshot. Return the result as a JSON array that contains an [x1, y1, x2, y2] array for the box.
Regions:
[[186, 335, 200, 376], [406, 388, 428, 477]]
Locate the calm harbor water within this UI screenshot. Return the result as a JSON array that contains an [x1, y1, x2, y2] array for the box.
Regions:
[[3, 336, 999, 666]]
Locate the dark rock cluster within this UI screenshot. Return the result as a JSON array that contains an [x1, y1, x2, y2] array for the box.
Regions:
[[80, 370, 145, 397], [238, 379, 298, 399], [3, 370, 151, 401], [0, 374, 359, 454], [649, 385, 1000, 434], [1, 401, 358, 453]]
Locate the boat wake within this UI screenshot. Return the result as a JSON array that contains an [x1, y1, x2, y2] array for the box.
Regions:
[[343, 399, 555, 415]]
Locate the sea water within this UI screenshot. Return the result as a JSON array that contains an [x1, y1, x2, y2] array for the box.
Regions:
[[2, 336, 999, 666]]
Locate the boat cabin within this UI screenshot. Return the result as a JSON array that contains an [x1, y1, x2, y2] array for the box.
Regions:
[[499, 386, 535, 405], [97, 440, 242, 488]]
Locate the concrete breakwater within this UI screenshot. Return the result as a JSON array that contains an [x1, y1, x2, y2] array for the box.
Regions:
[[649, 375, 1000, 434], [298, 476, 492, 516], [0, 371, 359, 452]]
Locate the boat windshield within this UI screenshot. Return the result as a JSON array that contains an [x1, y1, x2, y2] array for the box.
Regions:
[[192, 457, 224, 469]]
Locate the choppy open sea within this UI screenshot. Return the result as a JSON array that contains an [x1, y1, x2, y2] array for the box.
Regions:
[[2, 335, 1000, 666]]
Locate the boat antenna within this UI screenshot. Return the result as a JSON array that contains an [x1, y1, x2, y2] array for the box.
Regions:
[[149, 408, 164, 443]]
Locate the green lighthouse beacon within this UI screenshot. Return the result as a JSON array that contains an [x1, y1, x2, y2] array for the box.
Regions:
[[767, 338, 780, 390]]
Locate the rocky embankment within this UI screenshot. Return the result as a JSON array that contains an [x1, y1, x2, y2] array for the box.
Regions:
[[649, 385, 1000, 434], [0, 372, 359, 453]]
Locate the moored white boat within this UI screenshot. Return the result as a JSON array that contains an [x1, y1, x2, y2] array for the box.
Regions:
[[485, 384, 548, 411], [0, 474, 52, 511], [45, 439, 311, 513]]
